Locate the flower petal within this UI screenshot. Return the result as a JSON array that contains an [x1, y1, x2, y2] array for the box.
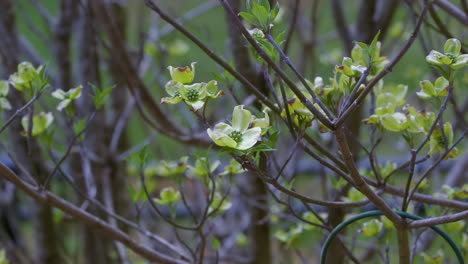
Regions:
[[57, 99, 71, 111], [232, 105, 252, 132], [51, 89, 66, 100], [165, 80, 182, 97], [161, 96, 182, 105], [207, 126, 237, 148], [451, 54, 468, 69], [186, 100, 205, 111], [444, 38, 461, 56], [205, 80, 220, 98], [236, 127, 261, 150], [167, 62, 196, 84]]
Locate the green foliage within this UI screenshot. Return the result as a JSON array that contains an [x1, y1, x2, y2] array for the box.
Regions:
[[90, 83, 115, 110], [144, 156, 189, 177], [442, 184, 468, 199], [239, 0, 280, 31], [208, 192, 232, 214], [274, 224, 303, 247], [127, 145, 151, 169], [249, 30, 285, 62], [187, 157, 220, 179], [0, 81, 11, 111], [344, 188, 366, 202]]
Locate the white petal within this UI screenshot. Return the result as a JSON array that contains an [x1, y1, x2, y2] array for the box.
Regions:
[[232, 105, 252, 132], [236, 127, 261, 150]]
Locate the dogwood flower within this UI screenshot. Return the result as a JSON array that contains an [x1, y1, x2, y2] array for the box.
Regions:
[[416, 77, 449, 99], [162, 63, 223, 111], [207, 105, 262, 150], [21, 112, 54, 136], [426, 38, 468, 69], [51, 85, 82, 111], [9, 62, 44, 92]]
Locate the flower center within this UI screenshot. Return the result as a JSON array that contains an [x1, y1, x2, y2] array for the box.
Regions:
[[446, 53, 457, 61], [228, 130, 243, 143], [186, 89, 199, 101]]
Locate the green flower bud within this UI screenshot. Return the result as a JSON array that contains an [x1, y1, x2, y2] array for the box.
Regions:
[[154, 187, 181, 205], [248, 28, 265, 38], [167, 62, 196, 84], [361, 219, 383, 237]]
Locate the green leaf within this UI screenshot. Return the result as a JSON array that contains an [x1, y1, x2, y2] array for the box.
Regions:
[[330, 176, 347, 189], [251, 2, 269, 28], [239, 12, 258, 25], [209, 192, 232, 214], [127, 145, 151, 169], [381, 216, 394, 230], [0, 98, 11, 111], [0, 81, 9, 97], [368, 30, 381, 61], [211, 237, 221, 250], [302, 212, 320, 229], [39, 130, 55, 149], [74, 118, 87, 140], [345, 188, 366, 202], [259, 0, 270, 10], [271, 2, 280, 21], [91, 83, 115, 110]]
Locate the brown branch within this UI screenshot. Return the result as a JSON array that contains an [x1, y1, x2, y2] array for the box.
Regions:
[[335, 128, 403, 226], [408, 210, 468, 229], [219, 0, 335, 129], [434, 0, 468, 25], [0, 162, 188, 264]]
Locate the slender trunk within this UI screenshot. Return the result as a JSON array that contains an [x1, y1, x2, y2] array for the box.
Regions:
[[397, 229, 410, 264]]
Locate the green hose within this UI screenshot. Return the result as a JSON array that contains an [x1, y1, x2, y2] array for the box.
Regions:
[[320, 210, 465, 264]]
